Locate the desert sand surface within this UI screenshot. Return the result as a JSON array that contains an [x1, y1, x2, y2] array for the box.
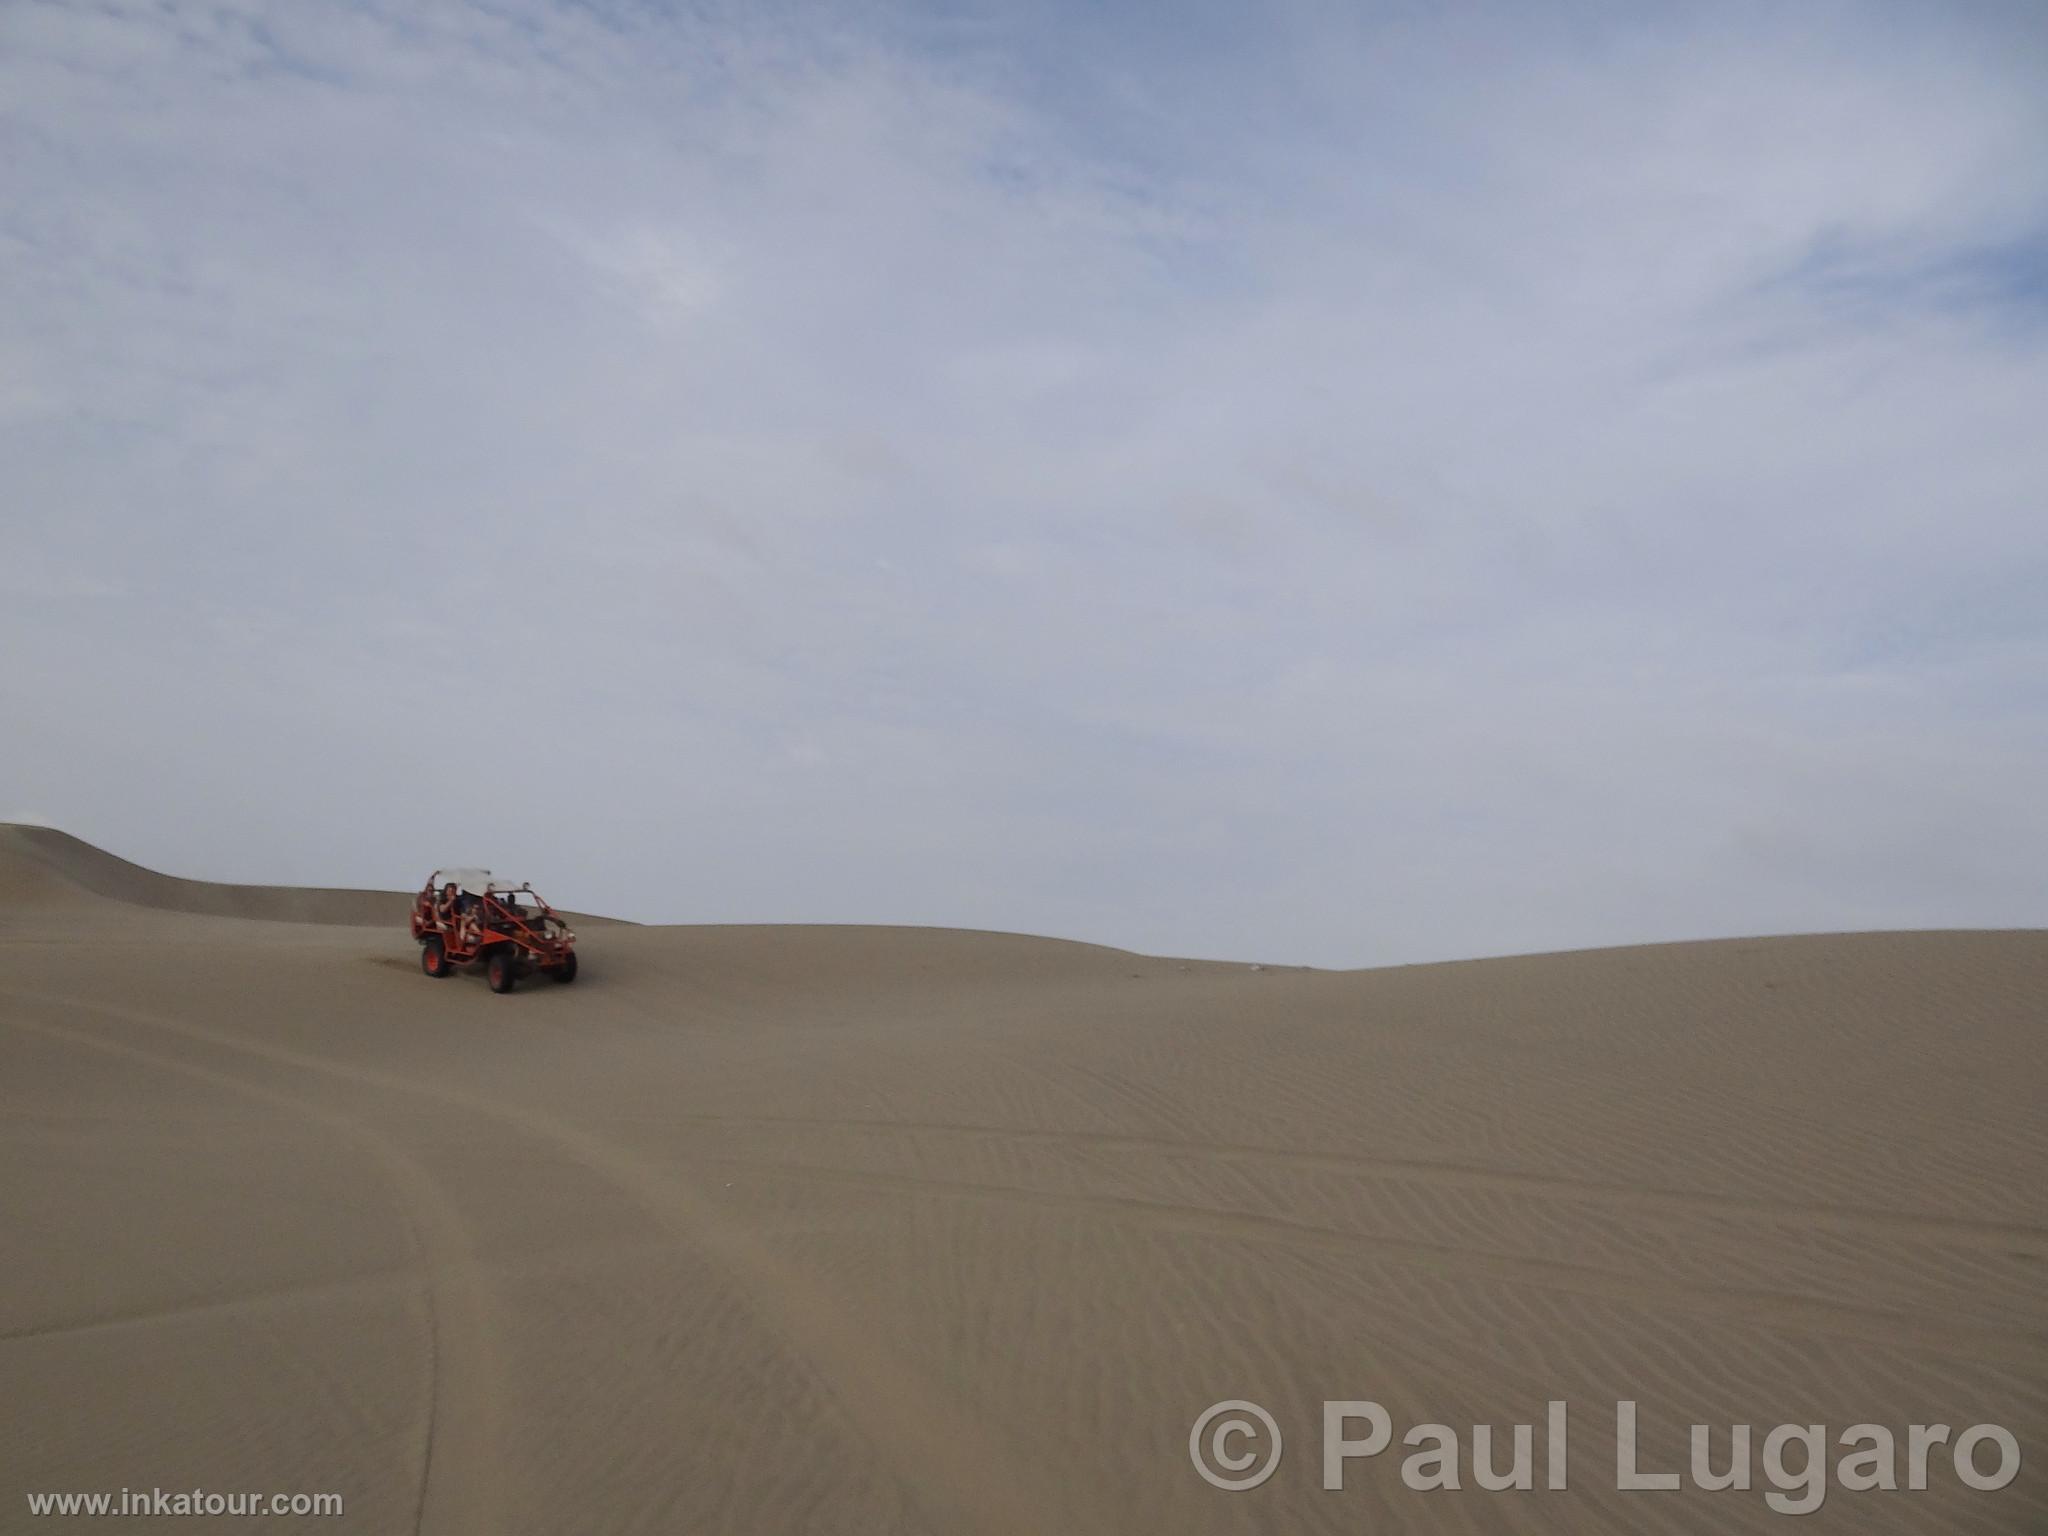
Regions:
[[3, 823, 2043, 1533]]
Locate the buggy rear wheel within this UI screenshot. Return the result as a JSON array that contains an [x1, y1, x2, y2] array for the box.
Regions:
[[550, 952, 578, 984], [487, 948, 518, 994], [421, 937, 452, 979]]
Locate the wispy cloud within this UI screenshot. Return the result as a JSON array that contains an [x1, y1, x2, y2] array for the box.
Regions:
[[3, 0, 2043, 961]]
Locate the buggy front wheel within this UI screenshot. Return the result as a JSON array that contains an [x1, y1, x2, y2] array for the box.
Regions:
[[550, 952, 578, 984], [487, 948, 518, 994], [421, 937, 452, 979]]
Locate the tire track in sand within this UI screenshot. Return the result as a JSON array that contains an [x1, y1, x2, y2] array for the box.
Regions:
[[4, 1004, 505, 1536], [651, 1109, 2048, 1256], [1, 988, 1104, 1536], [694, 1156, 2048, 1369]]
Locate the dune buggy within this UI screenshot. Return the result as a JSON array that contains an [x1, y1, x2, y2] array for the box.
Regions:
[[411, 868, 578, 993]]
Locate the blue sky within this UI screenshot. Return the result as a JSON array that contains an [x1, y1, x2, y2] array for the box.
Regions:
[[2, 0, 2044, 963]]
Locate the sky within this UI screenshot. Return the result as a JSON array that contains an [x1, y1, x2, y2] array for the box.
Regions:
[[3, 0, 2045, 966]]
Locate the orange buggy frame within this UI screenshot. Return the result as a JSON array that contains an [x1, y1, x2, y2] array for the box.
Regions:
[[411, 869, 577, 993]]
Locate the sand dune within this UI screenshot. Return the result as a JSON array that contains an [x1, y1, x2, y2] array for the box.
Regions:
[[3, 826, 2043, 1532], [0, 826, 410, 927], [0, 827, 622, 930]]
